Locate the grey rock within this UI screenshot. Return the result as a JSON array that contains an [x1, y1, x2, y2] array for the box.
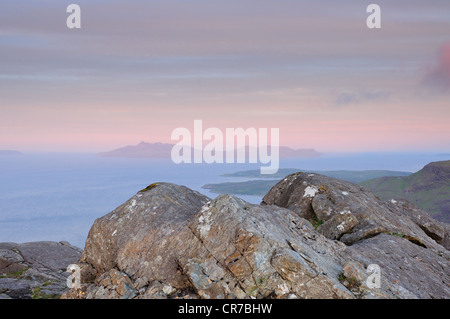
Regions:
[[0, 278, 34, 299], [0, 241, 82, 299], [64, 183, 354, 299], [385, 199, 449, 249], [317, 211, 359, 240], [347, 233, 450, 299], [79, 182, 210, 289], [62, 176, 449, 299], [263, 172, 450, 257], [340, 219, 385, 245], [84, 269, 137, 299]]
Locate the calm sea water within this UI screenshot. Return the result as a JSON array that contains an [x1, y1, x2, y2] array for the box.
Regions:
[[0, 152, 446, 248]]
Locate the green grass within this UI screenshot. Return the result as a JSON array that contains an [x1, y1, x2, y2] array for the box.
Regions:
[[0, 267, 30, 279], [309, 216, 324, 230], [337, 273, 360, 290], [31, 281, 60, 299]]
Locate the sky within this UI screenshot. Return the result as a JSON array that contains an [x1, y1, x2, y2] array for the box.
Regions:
[[0, 0, 449, 152]]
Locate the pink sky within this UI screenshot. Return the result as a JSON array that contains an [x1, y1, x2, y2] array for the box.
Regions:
[[0, 0, 449, 152]]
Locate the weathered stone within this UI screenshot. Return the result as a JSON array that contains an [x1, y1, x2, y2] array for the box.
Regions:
[[65, 183, 355, 299], [18, 241, 82, 273], [0, 278, 34, 299], [80, 183, 209, 285], [0, 241, 81, 299], [110, 269, 137, 299], [0, 248, 27, 275], [140, 281, 169, 299], [311, 193, 336, 221], [340, 219, 385, 245], [61, 177, 449, 299], [342, 260, 366, 283], [317, 211, 359, 240], [385, 199, 449, 249], [263, 172, 450, 257], [347, 233, 450, 299]]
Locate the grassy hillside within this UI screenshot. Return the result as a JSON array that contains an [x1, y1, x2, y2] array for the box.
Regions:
[[360, 160, 450, 223]]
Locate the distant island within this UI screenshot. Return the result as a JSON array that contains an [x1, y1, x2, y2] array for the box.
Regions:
[[278, 147, 321, 158], [0, 150, 22, 156], [97, 142, 321, 159], [98, 142, 173, 158], [203, 169, 412, 196]]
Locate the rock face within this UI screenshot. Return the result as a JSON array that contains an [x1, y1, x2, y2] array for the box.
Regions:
[[63, 174, 450, 299], [262, 172, 449, 251], [0, 241, 82, 299]]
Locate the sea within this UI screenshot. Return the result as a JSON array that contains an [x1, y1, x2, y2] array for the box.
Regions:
[[0, 151, 447, 248]]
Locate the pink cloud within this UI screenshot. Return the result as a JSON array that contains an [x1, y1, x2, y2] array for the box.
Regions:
[[423, 42, 450, 91]]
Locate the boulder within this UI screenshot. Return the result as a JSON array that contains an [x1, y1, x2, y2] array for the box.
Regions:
[[64, 183, 353, 299], [263, 172, 450, 257], [63, 176, 450, 299]]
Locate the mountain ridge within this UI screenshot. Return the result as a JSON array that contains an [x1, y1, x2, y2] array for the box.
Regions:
[[97, 141, 321, 159], [360, 160, 450, 223]]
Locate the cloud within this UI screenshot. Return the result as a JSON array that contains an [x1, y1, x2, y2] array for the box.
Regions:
[[334, 91, 391, 107], [422, 42, 450, 92], [1, 0, 450, 152]]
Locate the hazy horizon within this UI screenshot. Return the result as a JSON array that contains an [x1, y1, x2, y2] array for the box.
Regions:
[[2, 143, 450, 155]]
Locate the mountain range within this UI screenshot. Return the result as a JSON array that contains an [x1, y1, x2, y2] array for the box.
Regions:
[[97, 142, 173, 158], [97, 142, 321, 159]]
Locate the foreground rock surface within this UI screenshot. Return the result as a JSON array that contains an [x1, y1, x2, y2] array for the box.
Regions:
[[63, 175, 450, 299], [0, 241, 82, 299]]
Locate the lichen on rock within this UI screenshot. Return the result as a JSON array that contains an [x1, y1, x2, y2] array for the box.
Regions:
[[62, 174, 450, 299]]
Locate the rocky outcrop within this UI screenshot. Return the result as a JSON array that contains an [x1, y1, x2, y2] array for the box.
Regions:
[[63, 174, 450, 299], [0, 241, 82, 299], [262, 172, 449, 253]]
